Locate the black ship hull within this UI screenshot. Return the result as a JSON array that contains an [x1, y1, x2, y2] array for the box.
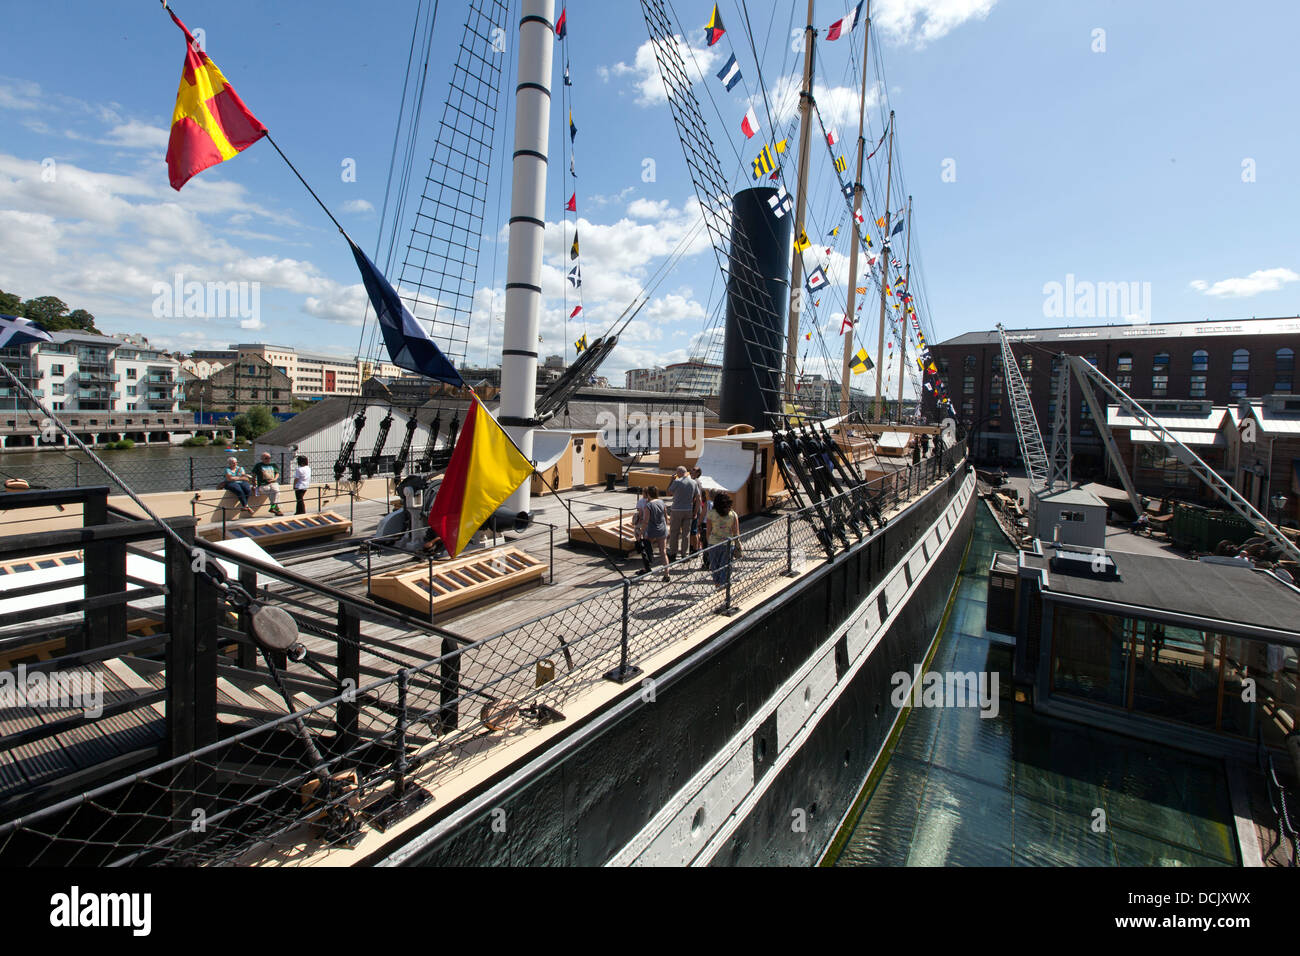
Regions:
[[366, 464, 976, 866]]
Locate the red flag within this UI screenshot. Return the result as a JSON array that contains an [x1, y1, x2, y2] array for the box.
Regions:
[[164, 10, 266, 191], [569, 305, 582, 318], [566, 192, 576, 212], [555, 7, 567, 37]]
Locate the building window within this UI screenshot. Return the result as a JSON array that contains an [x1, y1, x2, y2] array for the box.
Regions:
[[1116, 353, 1133, 374], [1233, 349, 1250, 371], [1085, 353, 1098, 367], [1190, 374, 1207, 398], [1020, 355, 1033, 375], [1152, 352, 1169, 374], [963, 375, 975, 394], [51, 364, 64, 376], [1192, 349, 1208, 372], [1151, 374, 1168, 397], [127, 368, 137, 380], [1137, 446, 1192, 488], [1276, 348, 1294, 393], [961, 399, 974, 422]]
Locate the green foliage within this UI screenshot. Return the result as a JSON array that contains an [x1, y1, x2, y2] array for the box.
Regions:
[[233, 406, 275, 440], [0, 289, 100, 333], [108, 438, 135, 450], [182, 434, 210, 447]]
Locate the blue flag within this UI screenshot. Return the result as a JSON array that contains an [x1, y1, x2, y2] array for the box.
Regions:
[[0, 314, 53, 349], [346, 240, 465, 387], [891, 218, 905, 236]]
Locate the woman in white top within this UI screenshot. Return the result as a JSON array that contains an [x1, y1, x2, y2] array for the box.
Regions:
[[292, 455, 311, 515]]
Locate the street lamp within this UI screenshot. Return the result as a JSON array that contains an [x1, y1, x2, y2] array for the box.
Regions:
[[1270, 493, 1287, 525]]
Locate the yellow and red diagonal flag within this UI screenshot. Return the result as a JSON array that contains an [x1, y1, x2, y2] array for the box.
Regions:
[[165, 9, 266, 190], [427, 399, 534, 557]]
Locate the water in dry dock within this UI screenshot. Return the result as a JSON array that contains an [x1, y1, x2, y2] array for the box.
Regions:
[[834, 506, 1239, 867]]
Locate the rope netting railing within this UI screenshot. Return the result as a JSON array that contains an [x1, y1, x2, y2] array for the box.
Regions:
[[0, 444, 967, 866]]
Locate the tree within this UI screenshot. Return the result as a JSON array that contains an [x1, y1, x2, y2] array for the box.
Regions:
[[64, 309, 97, 333], [20, 296, 69, 326], [234, 405, 276, 441], [2, 293, 101, 333]]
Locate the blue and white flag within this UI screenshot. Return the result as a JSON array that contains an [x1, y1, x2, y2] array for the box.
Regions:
[[0, 315, 53, 349], [346, 239, 465, 387], [768, 184, 793, 219], [568, 265, 582, 288], [805, 266, 829, 294], [716, 52, 742, 92]]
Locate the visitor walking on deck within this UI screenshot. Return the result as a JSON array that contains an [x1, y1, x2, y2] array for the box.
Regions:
[[643, 485, 670, 581], [292, 455, 311, 515], [251, 452, 283, 516], [706, 492, 741, 587], [667, 466, 700, 562], [689, 466, 706, 556], [632, 487, 653, 575], [222, 458, 254, 515]]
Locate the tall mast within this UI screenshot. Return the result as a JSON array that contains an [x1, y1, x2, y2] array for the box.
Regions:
[[839, 1, 872, 417], [872, 110, 894, 421], [784, 0, 817, 408], [896, 194, 911, 421], [500, 0, 555, 515]]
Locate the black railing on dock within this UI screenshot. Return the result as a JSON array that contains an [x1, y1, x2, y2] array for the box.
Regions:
[[0, 445, 969, 866]]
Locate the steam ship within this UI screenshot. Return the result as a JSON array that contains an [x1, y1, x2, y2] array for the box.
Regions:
[[0, 0, 973, 866]]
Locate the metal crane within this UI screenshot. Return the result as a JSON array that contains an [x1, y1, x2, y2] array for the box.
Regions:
[[1067, 354, 1300, 565], [996, 324, 1050, 490]]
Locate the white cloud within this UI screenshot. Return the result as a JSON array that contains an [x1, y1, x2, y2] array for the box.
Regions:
[[768, 73, 882, 132], [874, 0, 997, 48], [341, 198, 375, 214], [1189, 268, 1299, 298], [607, 36, 720, 107], [102, 120, 170, 151]]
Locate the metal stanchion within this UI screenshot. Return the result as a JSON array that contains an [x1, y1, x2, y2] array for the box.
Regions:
[[604, 580, 642, 684]]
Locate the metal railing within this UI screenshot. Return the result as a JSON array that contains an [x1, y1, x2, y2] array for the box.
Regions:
[[0, 445, 968, 866]]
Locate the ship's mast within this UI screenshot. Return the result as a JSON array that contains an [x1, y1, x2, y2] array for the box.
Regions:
[[839, 1, 871, 417], [896, 193, 911, 421], [872, 110, 894, 421], [500, 0, 556, 515], [784, 0, 817, 408]]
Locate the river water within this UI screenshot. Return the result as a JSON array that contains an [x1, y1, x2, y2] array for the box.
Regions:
[[0, 444, 243, 494], [831, 506, 1238, 867]]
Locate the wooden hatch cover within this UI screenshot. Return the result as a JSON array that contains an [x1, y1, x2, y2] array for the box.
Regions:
[[368, 546, 547, 617]]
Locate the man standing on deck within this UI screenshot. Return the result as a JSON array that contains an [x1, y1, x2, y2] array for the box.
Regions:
[[251, 451, 284, 516], [667, 465, 700, 563]]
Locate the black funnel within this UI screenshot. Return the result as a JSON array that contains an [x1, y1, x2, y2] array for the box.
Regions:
[[719, 187, 792, 430]]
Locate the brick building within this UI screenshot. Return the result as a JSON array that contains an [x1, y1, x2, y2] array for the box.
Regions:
[[925, 317, 1300, 472], [186, 354, 293, 414]]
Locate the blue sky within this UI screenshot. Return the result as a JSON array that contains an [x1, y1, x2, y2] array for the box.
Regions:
[[1, 0, 1297, 397]]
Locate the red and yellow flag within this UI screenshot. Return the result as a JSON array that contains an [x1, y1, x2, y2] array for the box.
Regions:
[[165, 10, 266, 191], [427, 399, 534, 557]]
